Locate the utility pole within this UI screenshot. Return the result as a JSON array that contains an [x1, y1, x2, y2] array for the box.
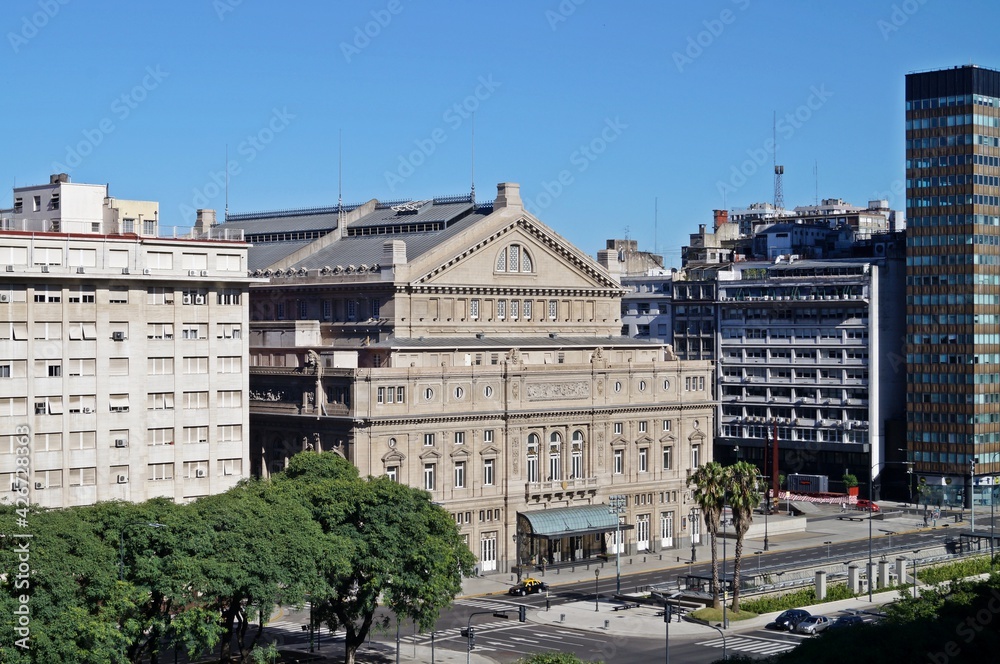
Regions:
[[609, 495, 627, 594]]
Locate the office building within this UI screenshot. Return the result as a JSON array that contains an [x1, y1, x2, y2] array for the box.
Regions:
[[905, 65, 1000, 506]]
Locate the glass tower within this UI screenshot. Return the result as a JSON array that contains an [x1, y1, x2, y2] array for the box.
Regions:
[[905, 65, 1000, 507]]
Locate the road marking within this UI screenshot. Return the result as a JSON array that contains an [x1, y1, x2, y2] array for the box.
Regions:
[[698, 636, 797, 656], [509, 636, 542, 644]]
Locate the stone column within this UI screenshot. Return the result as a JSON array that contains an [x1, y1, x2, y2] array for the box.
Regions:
[[879, 560, 892, 588], [815, 570, 827, 600], [848, 565, 861, 594], [896, 557, 909, 586]]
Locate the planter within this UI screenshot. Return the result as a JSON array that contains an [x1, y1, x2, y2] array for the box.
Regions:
[[847, 486, 859, 497]]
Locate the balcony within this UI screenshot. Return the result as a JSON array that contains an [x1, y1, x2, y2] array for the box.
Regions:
[[525, 477, 599, 502]]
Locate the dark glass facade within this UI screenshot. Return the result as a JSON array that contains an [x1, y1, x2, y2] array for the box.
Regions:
[[906, 65, 1000, 507]]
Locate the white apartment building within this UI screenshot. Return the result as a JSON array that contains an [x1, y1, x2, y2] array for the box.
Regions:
[[0, 176, 255, 508]]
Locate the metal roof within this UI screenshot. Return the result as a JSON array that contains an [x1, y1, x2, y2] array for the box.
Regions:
[[520, 505, 629, 539], [246, 240, 314, 271]]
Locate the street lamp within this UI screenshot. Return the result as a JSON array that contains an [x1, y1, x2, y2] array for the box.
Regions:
[[757, 474, 771, 551], [609, 495, 626, 594], [911, 548, 921, 600], [512, 532, 522, 582], [708, 623, 726, 661], [119, 521, 166, 581], [971, 457, 978, 532], [866, 455, 912, 602], [689, 508, 698, 563], [594, 569, 600, 612], [754, 550, 762, 573]]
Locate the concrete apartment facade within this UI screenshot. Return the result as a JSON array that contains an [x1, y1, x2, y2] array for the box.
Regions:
[[224, 183, 716, 575], [0, 176, 254, 508]]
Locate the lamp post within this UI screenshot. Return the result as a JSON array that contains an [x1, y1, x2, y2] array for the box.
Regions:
[[609, 495, 626, 594], [971, 457, 977, 532], [119, 521, 166, 581], [708, 623, 726, 661], [757, 474, 771, 551], [594, 569, 600, 612], [722, 503, 728, 630], [512, 532, 522, 582], [866, 456, 911, 602], [690, 508, 698, 563], [911, 548, 921, 599], [755, 550, 762, 573]]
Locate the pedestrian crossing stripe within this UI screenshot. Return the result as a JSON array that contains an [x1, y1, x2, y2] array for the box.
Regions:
[[411, 620, 513, 642], [456, 597, 528, 610], [698, 636, 797, 656]]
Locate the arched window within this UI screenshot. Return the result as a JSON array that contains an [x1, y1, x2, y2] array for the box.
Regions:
[[571, 430, 584, 479], [548, 432, 562, 481], [495, 244, 533, 273], [526, 433, 539, 483]]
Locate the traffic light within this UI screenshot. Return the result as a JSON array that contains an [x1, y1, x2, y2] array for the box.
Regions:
[[519, 605, 526, 622], [460, 627, 475, 649]]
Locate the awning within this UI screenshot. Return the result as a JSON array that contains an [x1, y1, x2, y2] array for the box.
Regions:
[[518, 505, 634, 540]]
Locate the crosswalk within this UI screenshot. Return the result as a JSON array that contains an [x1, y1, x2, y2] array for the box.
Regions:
[[697, 635, 799, 656], [455, 597, 529, 611]]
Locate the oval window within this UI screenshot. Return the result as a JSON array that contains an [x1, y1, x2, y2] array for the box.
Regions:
[[614, 381, 622, 393], [639, 380, 646, 392], [455, 387, 465, 399], [424, 387, 434, 400], [484, 385, 494, 398], [663, 379, 671, 390]]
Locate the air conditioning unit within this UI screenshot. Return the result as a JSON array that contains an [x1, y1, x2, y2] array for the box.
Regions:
[[200, 270, 208, 277], [0, 294, 9, 303], [34, 482, 44, 490], [142, 268, 151, 275], [114, 438, 127, 448], [121, 267, 130, 275], [76, 267, 85, 274], [194, 295, 205, 305], [188, 270, 198, 276], [112, 331, 125, 341], [182, 295, 192, 305], [117, 474, 128, 484], [4, 265, 13, 272], [41, 265, 49, 273], [82, 407, 93, 414], [195, 468, 206, 478]]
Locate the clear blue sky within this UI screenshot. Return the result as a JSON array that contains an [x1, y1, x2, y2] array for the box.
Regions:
[[3, 0, 998, 266]]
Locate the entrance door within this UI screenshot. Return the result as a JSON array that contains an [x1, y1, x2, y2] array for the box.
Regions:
[[691, 512, 701, 545], [636, 514, 650, 551], [480, 532, 497, 572], [660, 511, 674, 548]]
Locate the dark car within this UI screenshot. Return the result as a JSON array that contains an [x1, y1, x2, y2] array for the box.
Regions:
[[829, 615, 865, 630], [508, 577, 548, 596], [773, 609, 811, 631], [856, 499, 880, 512]]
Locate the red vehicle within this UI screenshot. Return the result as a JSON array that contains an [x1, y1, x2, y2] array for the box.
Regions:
[[856, 499, 880, 512]]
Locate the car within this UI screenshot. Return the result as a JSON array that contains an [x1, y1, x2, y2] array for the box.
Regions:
[[795, 615, 832, 635], [772, 609, 811, 631], [508, 577, 548, 596], [828, 614, 865, 630], [856, 499, 880, 512]]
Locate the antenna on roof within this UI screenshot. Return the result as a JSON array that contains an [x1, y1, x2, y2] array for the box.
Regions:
[[338, 129, 343, 216], [814, 160, 819, 206], [654, 197, 658, 256], [225, 144, 229, 221], [470, 112, 476, 205]]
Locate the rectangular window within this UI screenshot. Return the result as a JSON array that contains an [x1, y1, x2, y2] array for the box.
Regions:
[[109, 394, 129, 413], [68, 467, 97, 487], [217, 356, 242, 373], [147, 428, 174, 446], [424, 433, 435, 446], [217, 289, 241, 305], [371, 298, 381, 319], [183, 426, 209, 444], [386, 466, 398, 482], [181, 324, 207, 340], [34, 286, 61, 303], [662, 420, 671, 432], [470, 299, 480, 319], [147, 251, 173, 269], [147, 393, 175, 410], [639, 421, 647, 434], [183, 357, 208, 374], [423, 463, 435, 491], [639, 448, 648, 473], [377, 387, 385, 404], [497, 299, 506, 320], [523, 300, 532, 320], [396, 386, 405, 403], [183, 392, 209, 410], [692, 445, 701, 468], [298, 300, 308, 319], [454, 461, 466, 489], [217, 254, 241, 271], [454, 431, 465, 445], [548, 300, 557, 319], [347, 300, 356, 320], [34, 432, 62, 452], [662, 446, 672, 470], [68, 431, 96, 450], [217, 390, 240, 408], [322, 299, 332, 320], [483, 458, 494, 486], [221, 458, 243, 476], [614, 422, 623, 435], [527, 454, 538, 483], [109, 358, 128, 375], [484, 429, 494, 444], [147, 323, 174, 340], [148, 357, 174, 375], [571, 450, 583, 479], [148, 463, 173, 481], [146, 287, 174, 305], [614, 449, 624, 474], [217, 322, 241, 338], [218, 425, 242, 442], [68, 286, 95, 303]]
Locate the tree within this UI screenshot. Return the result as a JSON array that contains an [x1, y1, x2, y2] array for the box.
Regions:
[[724, 462, 762, 612], [517, 654, 603, 663], [191, 480, 330, 664], [277, 452, 476, 664], [689, 461, 727, 609]]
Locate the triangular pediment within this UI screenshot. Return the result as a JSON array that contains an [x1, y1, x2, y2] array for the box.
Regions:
[[409, 215, 622, 292], [659, 433, 677, 444], [450, 448, 472, 460], [688, 430, 707, 444], [610, 436, 628, 449], [419, 448, 442, 460], [479, 445, 500, 458], [634, 435, 654, 447]]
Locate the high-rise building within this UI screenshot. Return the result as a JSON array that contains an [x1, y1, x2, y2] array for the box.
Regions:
[[0, 176, 254, 508], [905, 65, 1000, 506]]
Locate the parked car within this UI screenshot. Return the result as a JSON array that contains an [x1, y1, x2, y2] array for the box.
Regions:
[[773, 609, 811, 631], [508, 577, 548, 596], [828, 614, 865, 630], [856, 499, 880, 512], [796, 614, 832, 635]]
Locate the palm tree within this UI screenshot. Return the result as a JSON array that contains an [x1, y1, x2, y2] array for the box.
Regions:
[[689, 461, 726, 609], [725, 461, 762, 612]]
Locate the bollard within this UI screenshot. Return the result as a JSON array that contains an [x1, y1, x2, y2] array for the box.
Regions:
[[643, 556, 646, 563], [556, 567, 560, 574], [604, 620, 610, 630], [546, 599, 550, 612], [572, 565, 576, 573], [629, 558, 633, 565], [560, 614, 566, 622]]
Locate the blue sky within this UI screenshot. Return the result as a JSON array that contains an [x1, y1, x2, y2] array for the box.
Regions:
[[2, 0, 998, 266]]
